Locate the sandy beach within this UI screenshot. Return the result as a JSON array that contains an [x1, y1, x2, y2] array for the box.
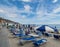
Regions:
[[0, 27, 60, 47], [7, 29, 60, 47]]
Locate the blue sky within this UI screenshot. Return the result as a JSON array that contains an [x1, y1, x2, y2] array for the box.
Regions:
[[0, 0, 60, 24]]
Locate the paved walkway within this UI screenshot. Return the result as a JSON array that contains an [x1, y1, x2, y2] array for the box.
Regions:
[[0, 27, 10, 47]]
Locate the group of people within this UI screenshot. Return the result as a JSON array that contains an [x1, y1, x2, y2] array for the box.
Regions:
[[19, 24, 35, 35], [8, 24, 36, 36]]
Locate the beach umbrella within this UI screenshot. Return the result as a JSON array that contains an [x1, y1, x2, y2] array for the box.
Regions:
[[36, 25, 58, 33]]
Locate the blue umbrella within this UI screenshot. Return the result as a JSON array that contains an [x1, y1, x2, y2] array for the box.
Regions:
[[36, 25, 58, 33]]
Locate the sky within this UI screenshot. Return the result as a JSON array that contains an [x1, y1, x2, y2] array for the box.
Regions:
[[0, 0, 60, 24]]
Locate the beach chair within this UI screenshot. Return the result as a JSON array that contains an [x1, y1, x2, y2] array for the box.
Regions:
[[33, 39, 47, 47], [53, 35, 60, 39], [36, 32, 42, 36], [13, 33, 26, 37], [44, 33, 52, 37], [9, 28, 15, 33], [19, 37, 36, 45], [28, 33, 40, 38], [45, 33, 49, 36], [9, 28, 23, 37]]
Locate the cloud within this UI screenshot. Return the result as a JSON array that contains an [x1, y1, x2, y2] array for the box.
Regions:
[[6, 14, 17, 18], [52, 0, 58, 3], [0, 6, 18, 18], [22, 15, 26, 18], [22, 0, 31, 2], [0, 9, 5, 13], [33, 4, 60, 23], [24, 5, 31, 12], [0, 4, 32, 19], [53, 7, 60, 13], [12, 0, 31, 2]]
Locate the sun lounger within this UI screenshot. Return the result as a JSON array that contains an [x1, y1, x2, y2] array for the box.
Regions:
[[13, 33, 22, 37], [19, 37, 36, 45], [33, 39, 47, 47], [9, 28, 15, 33], [28, 34, 39, 37], [53, 35, 60, 39], [9, 28, 24, 37], [44, 33, 52, 37]]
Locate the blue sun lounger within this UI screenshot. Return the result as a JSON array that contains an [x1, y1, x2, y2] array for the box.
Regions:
[[10, 28, 25, 37], [53, 34, 60, 39], [19, 37, 36, 45], [44, 33, 52, 37], [33, 39, 47, 47], [13, 33, 23, 37]]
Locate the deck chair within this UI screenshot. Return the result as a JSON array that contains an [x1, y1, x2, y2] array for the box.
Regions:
[[19, 37, 36, 45], [33, 39, 47, 47], [53, 35, 60, 39], [44, 33, 52, 37]]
